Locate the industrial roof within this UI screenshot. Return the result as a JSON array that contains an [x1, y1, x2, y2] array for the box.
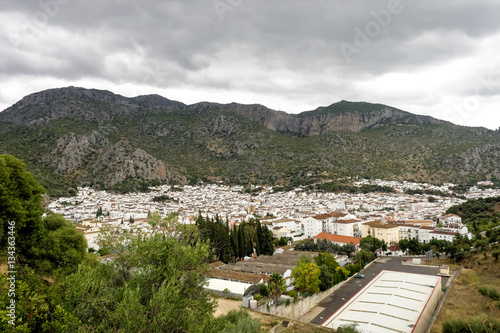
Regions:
[[322, 270, 441, 333]]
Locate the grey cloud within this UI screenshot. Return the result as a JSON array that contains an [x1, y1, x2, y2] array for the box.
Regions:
[[0, 0, 499, 128]]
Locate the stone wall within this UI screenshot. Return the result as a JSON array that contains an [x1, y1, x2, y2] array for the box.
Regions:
[[255, 280, 347, 320]]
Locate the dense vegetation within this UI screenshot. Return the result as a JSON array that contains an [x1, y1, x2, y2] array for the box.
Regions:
[[447, 196, 500, 240], [294, 238, 356, 257], [195, 215, 274, 263], [0, 155, 262, 332]]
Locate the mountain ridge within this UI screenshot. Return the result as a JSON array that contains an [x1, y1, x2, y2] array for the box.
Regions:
[[0, 86, 498, 196]]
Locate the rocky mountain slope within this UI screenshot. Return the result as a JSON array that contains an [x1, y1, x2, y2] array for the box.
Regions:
[[0, 87, 499, 196]]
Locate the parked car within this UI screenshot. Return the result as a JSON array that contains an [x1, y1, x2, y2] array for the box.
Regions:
[[354, 273, 364, 279]]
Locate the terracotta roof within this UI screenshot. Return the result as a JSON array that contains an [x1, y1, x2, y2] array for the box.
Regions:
[[313, 214, 331, 220], [336, 219, 361, 224], [329, 212, 348, 218], [313, 233, 361, 245]]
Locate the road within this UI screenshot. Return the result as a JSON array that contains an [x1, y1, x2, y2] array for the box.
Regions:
[[306, 257, 448, 326]]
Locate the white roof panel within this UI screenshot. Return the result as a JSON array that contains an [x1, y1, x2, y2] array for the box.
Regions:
[[323, 270, 441, 333]]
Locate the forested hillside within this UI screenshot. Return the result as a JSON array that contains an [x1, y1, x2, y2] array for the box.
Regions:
[[1, 87, 499, 196]]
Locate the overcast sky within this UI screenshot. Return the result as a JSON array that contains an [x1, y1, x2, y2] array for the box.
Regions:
[[1, 0, 499, 129]]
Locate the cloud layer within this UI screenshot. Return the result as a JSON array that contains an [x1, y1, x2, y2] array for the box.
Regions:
[[1, 0, 499, 129]]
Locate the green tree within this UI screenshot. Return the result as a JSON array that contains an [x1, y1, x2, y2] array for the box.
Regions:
[[238, 223, 246, 258], [0, 154, 46, 265], [55, 215, 217, 332], [359, 235, 383, 254], [259, 225, 274, 255], [268, 273, 287, 304], [355, 249, 375, 267], [230, 226, 239, 260], [35, 212, 88, 274], [408, 238, 422, 255], [292, 254, 321, 294], [399, 238, 410, 255], [315, 252, 341, 291]]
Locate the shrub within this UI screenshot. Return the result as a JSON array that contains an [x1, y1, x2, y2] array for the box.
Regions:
[[478, 286, 489, 297], [254, 294, 263, 302], [285, 299, 290, 306], [289, 290, 298, 303], [337, 323, 362, 333], [258, 283, 270, 297], [478, 286, 500, 300], [442, 318, 500, 333], [216, 309, 261, 333], [489, 288, 500, 301]]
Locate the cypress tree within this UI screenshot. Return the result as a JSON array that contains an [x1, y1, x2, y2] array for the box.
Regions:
[[255, 233, 261, 256], [256, 220, 263, 256], [230, 226, 238, 260], [245, 224, 253, 256], [238, 223, 245, 258], [260, 225, 274, 255]]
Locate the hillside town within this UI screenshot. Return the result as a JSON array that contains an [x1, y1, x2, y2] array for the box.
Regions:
[[48, 179, 500, 253]]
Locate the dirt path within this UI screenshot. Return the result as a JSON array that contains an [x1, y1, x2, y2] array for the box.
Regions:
[[214, 298, 242, 317]]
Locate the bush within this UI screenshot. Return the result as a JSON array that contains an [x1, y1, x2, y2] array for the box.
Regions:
[[442, 318, 500, 333], [478, 286, 500, 300], [337, 323, 361, 333], [289, 290, 298, 303], [285, 299, 290, 306], [478, 286, 489, 297], [489, 288, 500, 301], [254, 294, 263, 302], [258, 283, 269, 297], [216, 309, 261, 333]]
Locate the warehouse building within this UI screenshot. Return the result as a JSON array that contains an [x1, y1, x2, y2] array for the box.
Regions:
[[322, 270, 442, 333]]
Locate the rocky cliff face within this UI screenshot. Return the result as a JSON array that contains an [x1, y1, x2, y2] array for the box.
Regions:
[[219, 102, 445, 135], [51, 131, 110, 174], [91, 141, 186, 186]]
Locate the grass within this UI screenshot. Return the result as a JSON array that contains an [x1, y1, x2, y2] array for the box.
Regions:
[[430, 251, 500, 333]]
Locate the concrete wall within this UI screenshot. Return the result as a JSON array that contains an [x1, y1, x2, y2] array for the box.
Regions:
[[207, 288, 243, 299], [255, 280, 347, 320], [414, 278, 443, 333]]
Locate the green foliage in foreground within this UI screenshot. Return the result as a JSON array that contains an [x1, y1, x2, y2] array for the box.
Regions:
[[336, 323, 362, 333], [0, 155, 87, 275], [0, 155, 262, 332], [212, 310, 262, 333]]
